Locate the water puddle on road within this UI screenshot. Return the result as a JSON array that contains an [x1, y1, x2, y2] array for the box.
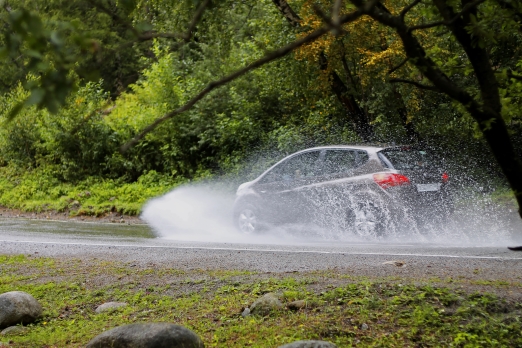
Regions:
[[0, 218, 155, 240]]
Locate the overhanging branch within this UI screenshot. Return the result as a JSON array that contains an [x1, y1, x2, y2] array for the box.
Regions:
[[389, 78, 440, 91], [408, 0, 486, 32], [400, 0, 423, 19], [388, 57, 409, 74], [89, 0, 210, 43], [121, 7, 369, 153]]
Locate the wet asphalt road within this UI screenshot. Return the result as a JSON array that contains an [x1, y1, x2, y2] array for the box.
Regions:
[[1, 218, 522, 282]]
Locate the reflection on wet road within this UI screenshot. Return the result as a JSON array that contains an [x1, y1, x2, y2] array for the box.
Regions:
[[0, 218, 155, 241]]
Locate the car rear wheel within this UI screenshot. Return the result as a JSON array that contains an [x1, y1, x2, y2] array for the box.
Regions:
[[234, 204, 260, 234], [346, 192, 388, 239]]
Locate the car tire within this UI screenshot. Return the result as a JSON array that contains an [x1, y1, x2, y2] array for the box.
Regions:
[[345, 191, 388, 239], [234, 203, 261, 234]]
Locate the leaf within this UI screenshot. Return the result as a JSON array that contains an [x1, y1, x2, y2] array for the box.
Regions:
[[25, 49, 43, 59], [25, 88, 45, 106], [135, 22, 153, 33], [5, 102, 25, 123], [50, 32, 64, 47], [118, 0, 137, 15]]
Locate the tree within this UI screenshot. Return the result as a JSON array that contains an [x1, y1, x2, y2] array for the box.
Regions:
[[344, 0, 522, 220]]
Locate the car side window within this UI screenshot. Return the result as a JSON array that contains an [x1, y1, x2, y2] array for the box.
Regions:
[[357, 151, 369, 166], [260, 151, 320, 183], [322, 150, 357, 175]]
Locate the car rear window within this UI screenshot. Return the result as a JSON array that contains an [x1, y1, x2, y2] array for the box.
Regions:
[[379, 148, 439, 170]]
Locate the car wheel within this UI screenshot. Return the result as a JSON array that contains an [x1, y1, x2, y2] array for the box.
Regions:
[[234, 204, 260, 234], [346, 192, 387, 239]]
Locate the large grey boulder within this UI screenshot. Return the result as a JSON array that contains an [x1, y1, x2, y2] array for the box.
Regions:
[[278, 340, 337, 348], [0, 291, 42, 328], [86, 323, 204, 348], [250, 293, 283, 316], [95, 302, 127, 314]]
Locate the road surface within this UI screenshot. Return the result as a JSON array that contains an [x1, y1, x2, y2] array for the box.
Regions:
[[1, 218, 522, 283]]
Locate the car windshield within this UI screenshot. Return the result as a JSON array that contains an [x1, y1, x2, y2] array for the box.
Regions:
[[379, 148, 440, 170]]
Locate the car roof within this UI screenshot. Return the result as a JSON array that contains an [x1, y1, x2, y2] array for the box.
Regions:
[[294, 145, 385, 153], [294, 144, 423, 153]]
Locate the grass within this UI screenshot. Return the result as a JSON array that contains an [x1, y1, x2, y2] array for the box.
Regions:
[[0, 169, 187, 216], [1, 255, 522, 347]]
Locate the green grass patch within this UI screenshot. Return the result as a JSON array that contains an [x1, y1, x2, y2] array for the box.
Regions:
[[0, 169, 186, 216], [1, 255, 522, 347]]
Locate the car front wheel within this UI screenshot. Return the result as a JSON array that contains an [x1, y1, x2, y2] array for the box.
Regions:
[[234, 204, 260, 234]]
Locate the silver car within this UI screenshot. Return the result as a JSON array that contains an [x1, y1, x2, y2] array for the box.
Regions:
[[233, 145, 453, 237]]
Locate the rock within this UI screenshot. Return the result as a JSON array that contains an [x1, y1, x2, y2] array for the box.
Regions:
[[70, 200, 80, 208], [241, 308, 250, 317], [278, 340, 337, 348], [86, 323, 204, 348], [0, 291, 42, 329], [361, 323, 369, 330], [109, 197, 116, 201], [1, 326, 28, 336], [95, 302, 127, 314], [250, 293, 283, 316], [382, 260, 406, 267], [287, 300, 306, 311]]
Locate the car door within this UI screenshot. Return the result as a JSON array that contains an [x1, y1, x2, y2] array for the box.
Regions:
[[301, 149, 359, 215], [254, 150, 321, 223]]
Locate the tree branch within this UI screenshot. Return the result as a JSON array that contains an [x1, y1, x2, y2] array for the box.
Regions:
[[88, 0, 210, 43], [312, 4, 345, 35], [87, 0, 140, 37], [271, 0, 301, 27], [389, 78, 440, 91], [332, 0, 343, 28], [400, 0, 423, 18], [121, 8, 369, 152], [388, 57, 409, 74], [408, 0, 486, 31], [507, 70, 522, 81], [183, 0, 211, 42]]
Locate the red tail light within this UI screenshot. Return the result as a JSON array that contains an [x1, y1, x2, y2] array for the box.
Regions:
[[442, 172, 449, 183], [373, 173, 410, 189]]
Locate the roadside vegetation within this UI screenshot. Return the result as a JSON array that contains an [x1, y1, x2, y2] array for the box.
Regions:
[[1, 254, 522, 347], [1, 0, 521, 216]]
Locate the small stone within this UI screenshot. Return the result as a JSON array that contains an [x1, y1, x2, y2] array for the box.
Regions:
[[382, 260, 406, 267], [287, 300, 306, 311], [109, 197, 116, 201], [86, 323, 204, 348], [1, 326, 28, 336], [361, 323, 369, 330], [278, 340, 337, 348], [250, 293, 283, 316], [0, 291, 43, 329], [95, 302, 127, 314], [241, 308, 251, 317]]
